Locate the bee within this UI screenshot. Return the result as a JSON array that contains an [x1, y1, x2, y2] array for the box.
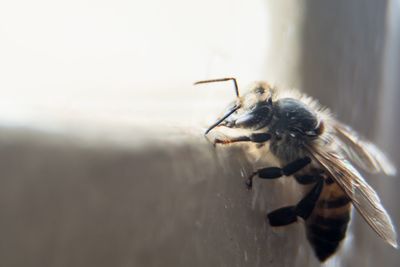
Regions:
[[194, 77, 397, 262]]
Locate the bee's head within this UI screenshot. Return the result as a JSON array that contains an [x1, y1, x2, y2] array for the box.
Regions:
[[195, 78, 275, 134]]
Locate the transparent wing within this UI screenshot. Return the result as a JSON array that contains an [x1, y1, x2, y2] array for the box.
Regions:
[[334, 122, 396, 176], [307, 145, 398, 248]]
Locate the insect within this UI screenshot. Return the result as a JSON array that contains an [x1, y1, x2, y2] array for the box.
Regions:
[[194, 77, 398, 262]]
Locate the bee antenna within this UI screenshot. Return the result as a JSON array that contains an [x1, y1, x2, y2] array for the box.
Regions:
[[194, 77, 240, 98]]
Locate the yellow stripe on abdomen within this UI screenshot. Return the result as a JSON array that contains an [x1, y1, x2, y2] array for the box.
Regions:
[[305, 181, 352, 261]]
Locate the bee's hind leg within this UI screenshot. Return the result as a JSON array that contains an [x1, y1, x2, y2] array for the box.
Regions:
[[295, 178, 324, 219], [267, 178, 323, 226], [267, 206, 298, 226]]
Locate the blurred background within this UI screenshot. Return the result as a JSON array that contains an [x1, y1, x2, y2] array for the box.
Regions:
[[0, 0, 399, 266]]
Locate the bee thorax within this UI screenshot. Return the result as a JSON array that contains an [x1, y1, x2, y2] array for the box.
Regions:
[[268, 98, 321, 162], [269, 137, 308, 163]]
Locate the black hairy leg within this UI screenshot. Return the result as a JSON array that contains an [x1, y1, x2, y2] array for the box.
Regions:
[[246, 157, 311, 189], [295, 174, 320, 185], [268, 178, 323, 226]]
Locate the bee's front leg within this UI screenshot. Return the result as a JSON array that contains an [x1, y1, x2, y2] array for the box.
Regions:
[[213, 133, 271, 145]]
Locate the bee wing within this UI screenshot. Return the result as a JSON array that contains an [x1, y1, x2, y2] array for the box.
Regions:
[[334, 122, 396, 176], [307, 146, 398, 248]]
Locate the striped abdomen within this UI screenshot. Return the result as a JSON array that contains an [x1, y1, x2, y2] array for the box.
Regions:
[[306, 179, 351, 261]]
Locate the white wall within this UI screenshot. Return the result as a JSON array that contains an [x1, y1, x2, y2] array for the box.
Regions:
[[0, 1, 270, 130]]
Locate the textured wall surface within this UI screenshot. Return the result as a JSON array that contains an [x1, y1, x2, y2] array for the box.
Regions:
[[0, 128, 322, 267]]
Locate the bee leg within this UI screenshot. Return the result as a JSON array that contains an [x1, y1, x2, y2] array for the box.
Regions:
[[214, 133, 271, 145], [258, 157, 312, 179], [267, 178, 323, 226], [268, 206, 298, 226], [295, 178, 324, 219], [294, 174, 319, 185], [246, 157, 311, 189]]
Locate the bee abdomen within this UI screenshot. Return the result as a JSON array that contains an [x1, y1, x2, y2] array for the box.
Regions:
[[306, 185, 351, 261], [306, 213, 350, 261]]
